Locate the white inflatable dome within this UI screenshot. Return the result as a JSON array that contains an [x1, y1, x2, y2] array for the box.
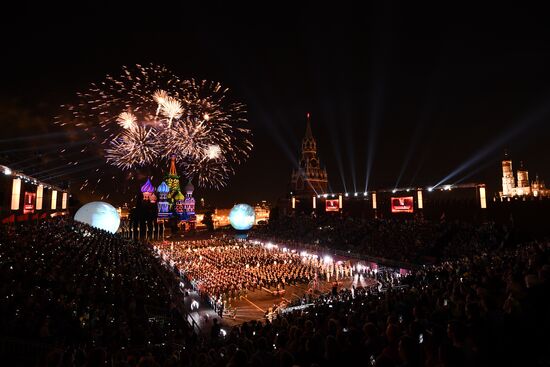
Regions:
[[74, 201, 120, 233]]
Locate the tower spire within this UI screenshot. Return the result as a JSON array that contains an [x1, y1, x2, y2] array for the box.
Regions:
[[169, 154, 177, 176], [305, 112, 313, 139], [165, 154, 181, 197]]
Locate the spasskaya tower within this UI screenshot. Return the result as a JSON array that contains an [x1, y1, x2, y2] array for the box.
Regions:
[[290, 113, 329, 197]]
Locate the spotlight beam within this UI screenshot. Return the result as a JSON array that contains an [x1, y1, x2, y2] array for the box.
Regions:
[[434, 100, 550, 188], [343, 114, 357, 193], [252, 107, 299, 169], [319, 111, 347, 193], [394, 73, 440, 189], [364, 81, 384, 192], [0, 131, 71, 143], [364, 3, 391, 192], [33, 156, 99, 178], [39, 160, 105, 183], [0, 140, 90, 154], [452, 159, 495, 185]]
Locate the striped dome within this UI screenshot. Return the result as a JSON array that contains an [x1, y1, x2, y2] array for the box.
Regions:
[[140, 178, 155, 193], [157, 181, 169, 193]]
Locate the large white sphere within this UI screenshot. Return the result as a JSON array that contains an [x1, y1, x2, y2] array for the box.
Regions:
[[74, 201, 120, 234], [229, 204, 256, 231]]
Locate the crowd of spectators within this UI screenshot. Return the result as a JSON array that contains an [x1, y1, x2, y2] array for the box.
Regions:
[[165, 239, 550, 367], [2, 217, 549, 366], [253, 215, 508, 264], [0, 219, 193, 366]]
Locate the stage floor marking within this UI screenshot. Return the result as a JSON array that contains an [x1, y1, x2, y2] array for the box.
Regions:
[[243, 297, 266, 313]]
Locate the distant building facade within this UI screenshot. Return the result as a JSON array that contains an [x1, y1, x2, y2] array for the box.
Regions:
[[499, 152, 549, 198], [254, 201, 270, 224]]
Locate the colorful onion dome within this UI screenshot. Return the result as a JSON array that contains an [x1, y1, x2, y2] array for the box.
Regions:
[[184, 179, 194, 194], [141, 178, 155, 193], [174, 190, 185, 201], [157, 181, 170, 194]]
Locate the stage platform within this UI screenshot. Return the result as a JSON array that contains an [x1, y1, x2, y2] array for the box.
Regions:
[[182, 276, 378, 335]]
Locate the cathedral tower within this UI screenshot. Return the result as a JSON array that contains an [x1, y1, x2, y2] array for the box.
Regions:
[[157, 181, 170, 218], [516, 161, 531, 195], [165, 154, 181, 200], [501, 151, 515, 197], [183, 180, 196, 216]]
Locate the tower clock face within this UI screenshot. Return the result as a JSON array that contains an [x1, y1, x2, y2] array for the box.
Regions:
[[310, 159, 318, 168]]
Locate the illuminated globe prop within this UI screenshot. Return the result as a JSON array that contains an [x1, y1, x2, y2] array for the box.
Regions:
[[229, 204, 256, 231], [74, 201, 120, 234]]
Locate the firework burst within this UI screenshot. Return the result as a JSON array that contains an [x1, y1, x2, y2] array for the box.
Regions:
[[160, 96, 184, 128], [117, 112, 137, 130], [59, 63, 253, 189], [153, 89, 169, 115], [105, 126, 160, 169], [205, 145, 222, 160]]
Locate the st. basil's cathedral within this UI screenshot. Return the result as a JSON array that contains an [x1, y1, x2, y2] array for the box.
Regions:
[[139, 155, 196, 228]]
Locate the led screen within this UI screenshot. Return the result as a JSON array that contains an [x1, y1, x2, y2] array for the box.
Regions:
[[326, 199, 339, 212], [23, 192, 36, 214], [391, 196, 414, 213]]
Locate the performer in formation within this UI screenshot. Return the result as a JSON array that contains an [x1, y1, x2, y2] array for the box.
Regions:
[[154, 238, 372, 312]]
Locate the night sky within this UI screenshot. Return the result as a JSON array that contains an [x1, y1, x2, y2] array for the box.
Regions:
[[2, 2, 550, 207]]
